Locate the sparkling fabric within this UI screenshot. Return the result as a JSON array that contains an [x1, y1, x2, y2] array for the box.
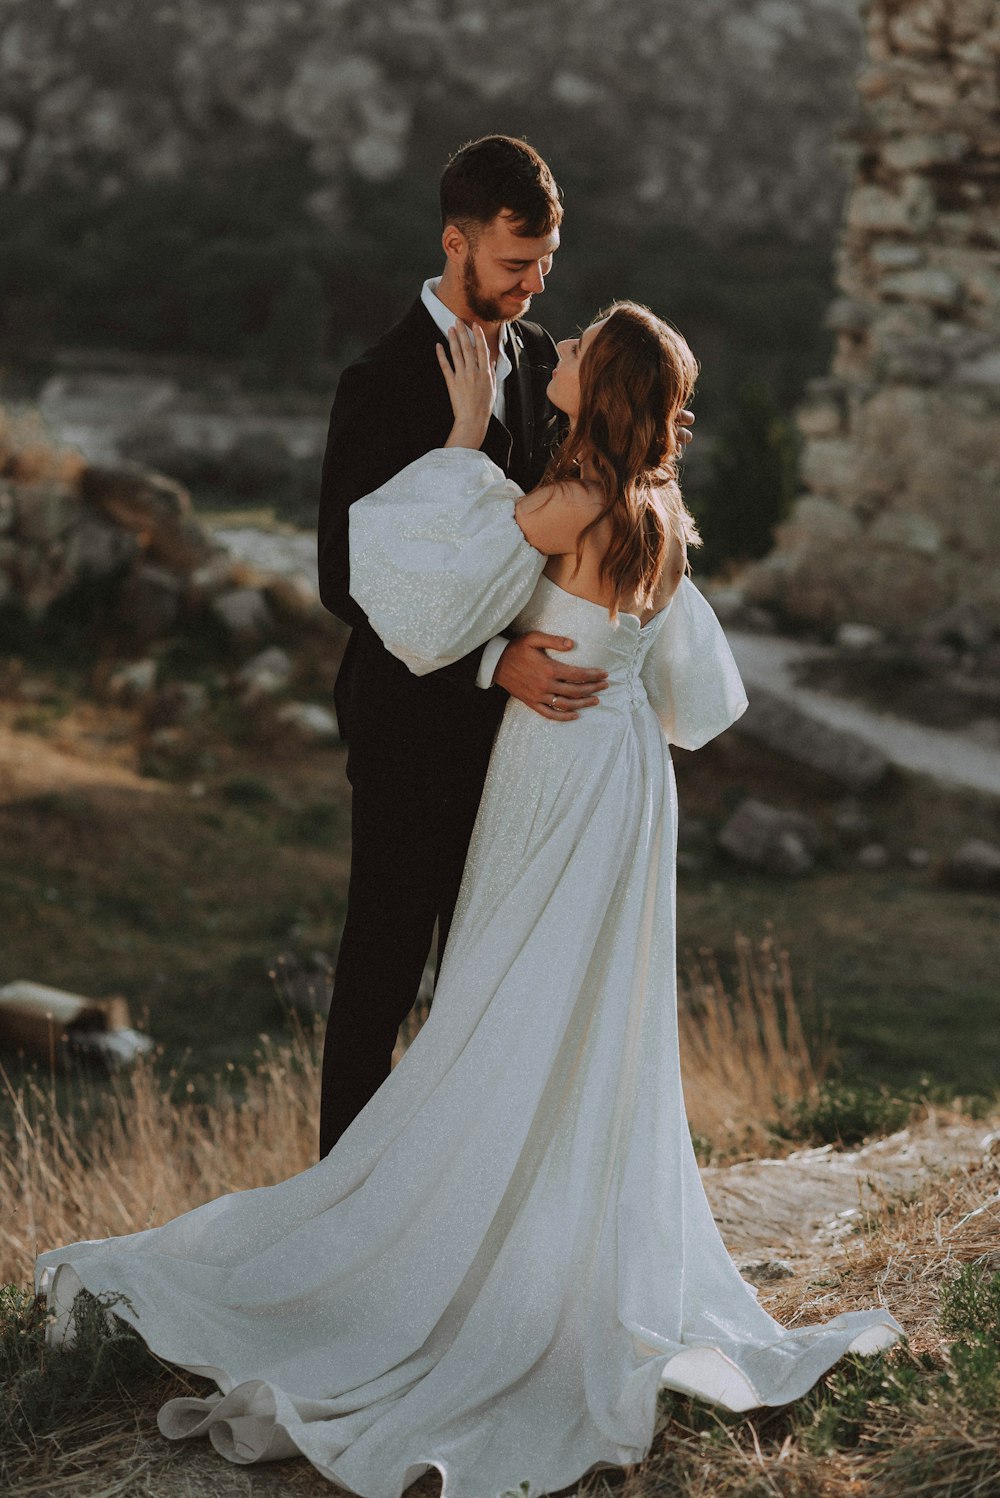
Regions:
[[36, 450, 903, 1498]]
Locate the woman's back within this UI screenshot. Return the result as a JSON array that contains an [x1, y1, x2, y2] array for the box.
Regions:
[[514, 478, 686, 627]]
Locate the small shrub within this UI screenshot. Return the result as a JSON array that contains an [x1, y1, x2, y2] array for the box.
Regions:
[[0, 1284, 173, 1446], [789, 1351, 925, 1455], [773, 1079, 916, 1147]]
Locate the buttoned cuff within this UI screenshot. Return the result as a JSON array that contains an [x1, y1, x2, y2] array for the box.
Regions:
[[476, 636, 509, 689]]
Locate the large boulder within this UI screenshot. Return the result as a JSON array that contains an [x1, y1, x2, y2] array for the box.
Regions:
[[80, 462, 217, 573], [734, 687, 889, 790], [718, 799, 822, 877]]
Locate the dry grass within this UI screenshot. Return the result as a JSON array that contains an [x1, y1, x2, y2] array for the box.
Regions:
[[1, 1019, 323, 1288], [3, 946, 999, 1497], [678, 932, 829, 1156], [2, 937, 823, 1286]]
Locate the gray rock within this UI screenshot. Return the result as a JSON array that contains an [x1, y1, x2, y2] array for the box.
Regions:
[[907, 848, 931, 869], [718, 799, 821, 877], [80, 461, 215, 572], [881, 268, 962, 309], [857, 842, 890, 870], [832, 798, 873, 843], [276, 701, 340, 742], [734, 687, 889, 791], [942, 840, 1000, 892], [836, 622, 885, 651], [870, 241, 925, 269], [14, 482, 77, 544], [924, 602, 994, 654], [955, 351, 1000, 390], [738, 1258, 796, 1286], [0, 487, 15, 533], [212, 587, 272, 641], [108, 658, 158, 703], [236, 646, 294, 700], [62, 516, 139, 580], [117, 564, 184, 639], [269, 950, 334, 1020], [869, 510, 943, 556]]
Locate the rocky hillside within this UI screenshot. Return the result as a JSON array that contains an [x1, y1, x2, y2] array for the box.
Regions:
[[0, 0, 865, 380], [0, 0, 863, 240]]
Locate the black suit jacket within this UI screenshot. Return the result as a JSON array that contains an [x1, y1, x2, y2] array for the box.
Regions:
[[317, 297, 560, 779]]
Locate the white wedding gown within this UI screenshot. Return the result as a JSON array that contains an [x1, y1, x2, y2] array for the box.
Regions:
[[36, 450, 902, 1498]]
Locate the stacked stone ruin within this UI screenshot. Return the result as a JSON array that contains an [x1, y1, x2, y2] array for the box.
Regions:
[[747, 0, 1000, 634]]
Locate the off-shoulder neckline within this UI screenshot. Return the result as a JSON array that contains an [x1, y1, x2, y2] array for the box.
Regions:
[[538, 574, 673, 632]]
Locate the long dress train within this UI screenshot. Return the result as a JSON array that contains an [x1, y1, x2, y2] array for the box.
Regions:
[[35, 449, 902, 1498]]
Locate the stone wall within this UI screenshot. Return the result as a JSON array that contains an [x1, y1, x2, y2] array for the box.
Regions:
[[746, 0, 1000, 634]]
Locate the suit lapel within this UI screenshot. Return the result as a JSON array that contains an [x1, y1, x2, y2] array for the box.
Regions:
[[505, 326, 534, 485], [407, 296, 515, 473]]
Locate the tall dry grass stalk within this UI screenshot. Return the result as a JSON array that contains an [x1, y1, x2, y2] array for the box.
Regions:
[[1, 938, 825, 1286], [679, 932, 830, 1154], [1, 1020, 323, 1287]]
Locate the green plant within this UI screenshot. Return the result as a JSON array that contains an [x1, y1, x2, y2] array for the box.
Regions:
[[0, 1283, 177, 1447], [688, 377, 800, 576], [773, 1079, 916, 1147]]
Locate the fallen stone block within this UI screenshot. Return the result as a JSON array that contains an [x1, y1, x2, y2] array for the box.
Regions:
[[718, 799, 822, 877], [276, 701, 340, 743], [734, 686, 889, 790], [942, 840, 1000, 891], [0, 981, 153, 1070]]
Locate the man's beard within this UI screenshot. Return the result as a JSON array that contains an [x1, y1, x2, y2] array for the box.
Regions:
[[462, 253, 526, 323]]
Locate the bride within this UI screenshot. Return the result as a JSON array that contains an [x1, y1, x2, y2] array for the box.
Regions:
[[35, 301, 902, 1498]]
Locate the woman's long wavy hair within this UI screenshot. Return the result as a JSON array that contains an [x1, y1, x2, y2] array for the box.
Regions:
[[543, 301, 702, 617]]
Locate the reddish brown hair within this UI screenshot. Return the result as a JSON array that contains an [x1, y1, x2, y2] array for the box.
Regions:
[[544, 301, 701, 616]]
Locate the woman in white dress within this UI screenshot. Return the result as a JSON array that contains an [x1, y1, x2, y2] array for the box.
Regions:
[[36, 302, 902, 1498]]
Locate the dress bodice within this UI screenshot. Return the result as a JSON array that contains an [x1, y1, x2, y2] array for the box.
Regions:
[[349, 448, 748, 750], [513, 575, 671, 716]]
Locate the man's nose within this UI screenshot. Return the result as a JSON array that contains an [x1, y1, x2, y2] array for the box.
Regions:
[[522, 263, 546, 294]]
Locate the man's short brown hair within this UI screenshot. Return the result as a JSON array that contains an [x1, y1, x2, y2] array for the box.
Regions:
[[440, 135, 563, 239]]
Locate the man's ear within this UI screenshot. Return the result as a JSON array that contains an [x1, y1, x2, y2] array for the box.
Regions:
[[442, 223, 470, 265]]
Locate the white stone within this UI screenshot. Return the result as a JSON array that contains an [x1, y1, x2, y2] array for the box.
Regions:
[[870, 510, 943, 555], [882, 133, 968, 171], [237, 646, 294, 698], [108, 659, 158, 702], [870, 242, 924, 269], [880, 268, 962, 308], [796, 400, 843, 439], [276, 702, 339, 743], [847, 180, 934, 234], [212, 587, 271, 639], [836, 622, 885, 651], [800, 439, 861, 497], [955, 351, 1000, 388]]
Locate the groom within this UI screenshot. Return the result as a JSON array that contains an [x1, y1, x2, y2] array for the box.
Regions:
[[317, 136, 688, 1156]]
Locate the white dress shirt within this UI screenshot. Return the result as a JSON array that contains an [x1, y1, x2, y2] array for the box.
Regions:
[[420, 277, 513, 689]]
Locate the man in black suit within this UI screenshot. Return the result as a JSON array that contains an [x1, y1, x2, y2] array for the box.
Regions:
[[316, 137, 611, 1156]]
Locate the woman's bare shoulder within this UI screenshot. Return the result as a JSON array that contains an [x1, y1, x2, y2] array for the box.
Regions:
[[514, 480, 605, 556], [517, 478, 605, 517]]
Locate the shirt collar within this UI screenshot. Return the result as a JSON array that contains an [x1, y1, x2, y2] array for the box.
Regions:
[[420, 277, 514, 385]]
